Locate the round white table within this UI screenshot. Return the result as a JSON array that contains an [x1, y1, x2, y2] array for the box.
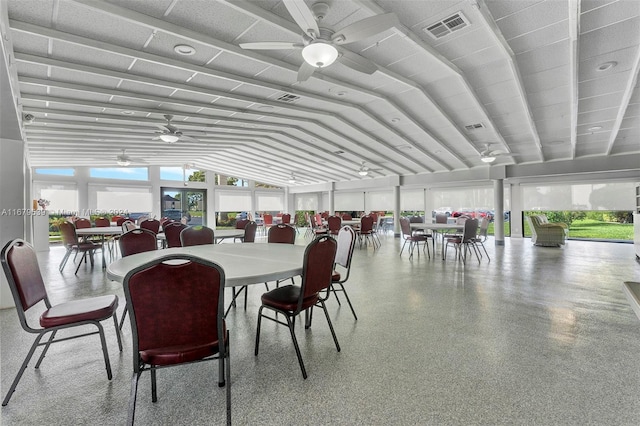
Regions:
[[107, 243, 306, 287], [214, 229, 245, 243]]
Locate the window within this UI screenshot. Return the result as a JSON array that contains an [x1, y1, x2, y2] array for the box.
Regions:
[[215, 174, 248, 187], [335, 192, 364, 211], [256, 192, 284, 212], [215, 190, 252, 211], [34, 168, 74, 176], [366, 191, 394, 211], [401, 189, 424, 211], [295, 193, 318, 211], [89, 167, 148, 181], [33, 182, 78, 213], [522, 182, 634, 210], [89, 185, 152, 213], [160, 167, 203, 182]]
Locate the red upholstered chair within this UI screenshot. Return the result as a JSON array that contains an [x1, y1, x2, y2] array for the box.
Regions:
[[0, 239, 122, 406], [330, 226, 358, 319], [235, 218, 249, 229], [123, 255, 230, 425], [281, 213, 291, 225], [94, 217, 110, 227], [444, 218, 480, 264], [255, 235, 339, 379], [327, 215, 342, 236], [163, 222, 188, 248], [74, 217, 91, 229], [119, 228, 158, 257], [58, 221, 100, 274], [341, 213, 352, 220], [399, 216, 430, 259], [357, 215, 379, 249], [111, 215, 124, 225], [267, 223, 296, 244], [139, 218, 160, 234], [180, 225, 215, 247], [116, 217, 131, 226], [242, 221, 257, 243], [159, 217, 172, 228]]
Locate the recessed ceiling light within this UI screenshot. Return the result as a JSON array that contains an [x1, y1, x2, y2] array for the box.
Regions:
[[121, 110, 134, 115], [588, 125, 603, 131], [174, 44, 196, 56], [335, 91, 347, 97], [390, 117, 400, 124], [597, 61, 617, 71]]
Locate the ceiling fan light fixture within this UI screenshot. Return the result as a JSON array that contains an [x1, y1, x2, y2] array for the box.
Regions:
[[288, 174, 296, 184], [302, 42, 338, 68], [359, 169, 369, 176], [117, 159, 131, 166], [159, 134, 180, 143], [481, 156, 496, 163]]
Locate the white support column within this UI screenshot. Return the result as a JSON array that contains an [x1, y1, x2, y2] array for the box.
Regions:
[[0, 137, 25, 308], [510, 182, 524, 238], [493, 179, 505, 246], [393, 185, 401, 237], [148, 166, 161, 219], [75, 166, 90, 216], [328, 188, 335, 215]]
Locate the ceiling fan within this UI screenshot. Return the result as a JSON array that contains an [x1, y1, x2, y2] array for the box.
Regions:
[[153, 114, 201, 143], [358, 161, 382, 176], [239, 0, 398, 82], [479, 144, 515, 163], [116, 149, 147, 166]]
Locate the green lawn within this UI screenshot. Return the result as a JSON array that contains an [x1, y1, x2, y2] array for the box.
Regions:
[[487, 219, 633, 240]]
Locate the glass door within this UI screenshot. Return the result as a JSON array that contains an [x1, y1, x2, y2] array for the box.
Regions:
[[161, 187, 207, 226]]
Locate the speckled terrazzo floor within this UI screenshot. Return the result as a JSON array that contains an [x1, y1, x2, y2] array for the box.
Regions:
[[2, 232, 640, 425]]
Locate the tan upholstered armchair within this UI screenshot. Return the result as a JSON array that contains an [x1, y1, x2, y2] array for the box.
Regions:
[[526, 214, 568, 247]]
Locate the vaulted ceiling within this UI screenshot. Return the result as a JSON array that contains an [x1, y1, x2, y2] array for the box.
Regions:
[[3, 0, 639, 187]]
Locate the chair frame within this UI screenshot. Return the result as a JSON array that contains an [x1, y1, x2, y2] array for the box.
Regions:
[[399, 217, 430, 259], [123, 254, 231, 425], [1, 239, 122, 406], [330, 226, 358, 319], [444, 218, 480, 263], [255, 235, 339, 379], [59, 221, 100, 274], [163, 222, 188, 248], [180, 225, 215, 247]]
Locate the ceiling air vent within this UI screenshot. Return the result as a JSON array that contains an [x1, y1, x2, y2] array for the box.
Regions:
[[423, 12, 469, 39], [276, 93, 301, 103], [464, 123, 485, 131]]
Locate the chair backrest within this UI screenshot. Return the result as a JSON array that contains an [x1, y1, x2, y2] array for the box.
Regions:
[[299, 235, 337, 310], [360, 215, 374, 233], [263, 214, 273, 225], [235, 218, 249, 229], [111, 215, 123, 224], [399, 216, 412, 238], [281, 213, 291, 224], [122, 220, 137, 232], [139, 218, 160, 234], [409, 215, 423, 223], [163, 222, 188, 248], [116, 217, 131, 226], [94, 217, 110, 227], [136, 216, 149, 226], [462, 218, 479, 242], [478, 217, 490, 238], [341, 213, 352, 220], [335, 226, 356, 270], [180, 225, 215, 247], [119, 228, 158, 257], [59, 221, 79, 247], [369, 212, 378, 228], [1, 239, 49, 332], [314, 213, 323, 227], [268, 224, 296, 244], [123, 255, 226, 370], [327, 215, 342, 233], [74, 218, 91, 229], [243, 221, 258, 243], [456, 216, 468, 225], [159, 217, 172, 228], [435, 214, 448, 224]]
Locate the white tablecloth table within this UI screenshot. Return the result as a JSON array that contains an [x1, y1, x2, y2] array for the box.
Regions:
[[76, 226, 123, 268]]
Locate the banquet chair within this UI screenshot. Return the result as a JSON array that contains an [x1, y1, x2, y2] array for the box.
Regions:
[[94, 217, 110, 227], [444, 218, 480, 264], [330, 226, 358, 320], [139, 218, 161, 234], [111, 215, 124, 225], [281, 213, 291, 225], [255, 235, 339, 379], [180, 225, 215, 247], [163, 222, 188, 248], [307, 213, 328, 239], [341, 213, 352, 220], [116, 216, 131, 226], [399, 217, 429, 259], [74, 217, 91, 229], [473, 217, 491, 260], [357, 215, 379, 249], [268, 224, 297, 286], [118, 228, 158, 329], [263, 213, 274, 236], [435, 214, 448, 224], [234, 218, 249, 242], [1, 239, 122, 406], [241, 221, 257, 243], [327, 215, 342, 236], [123, 255, 230, 426], [59, 221, 101, 274]]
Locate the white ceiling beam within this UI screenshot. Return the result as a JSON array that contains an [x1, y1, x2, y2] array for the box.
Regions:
[[568, 0, 580, 159]]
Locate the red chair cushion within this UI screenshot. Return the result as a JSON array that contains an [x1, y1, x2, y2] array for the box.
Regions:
[[332, 270, 341, 282], [40, 295, 118, 328], [141, 340, 221, 366], [261, 285, 318, 312]]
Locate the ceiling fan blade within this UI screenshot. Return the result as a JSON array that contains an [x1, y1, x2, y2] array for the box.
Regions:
[[337, 50, 378, 74], [239, 41, 303, 50], [332, 13, 398, 45], [181, 135, 201, 143], [283, 0, 319, 38], [297, 61, 316, 82]]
